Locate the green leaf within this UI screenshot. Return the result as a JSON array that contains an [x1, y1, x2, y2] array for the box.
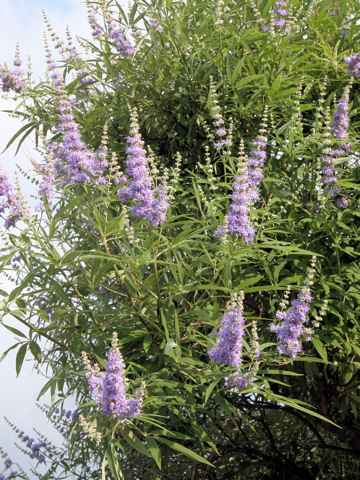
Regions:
[[1, 121, 35, 154], [29, 341, 42, 362], [36, 378, 57, 401], [312, 338, 328, 362], [0, 342, 20, 362], [16, 343, 27, 376], [106, 445, 125, 480], [158, 438, 214, 466], [143, 335, 152, 353], [2, 324, 27, 339], [116, 424, 151, 457], [146, 437, 162, 469], [204, 379, 220, 405]]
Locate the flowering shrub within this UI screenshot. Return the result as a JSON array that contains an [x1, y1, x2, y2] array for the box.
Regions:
[[0, 0, 360, 479]]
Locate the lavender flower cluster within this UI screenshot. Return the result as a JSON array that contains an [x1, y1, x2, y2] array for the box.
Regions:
[[209, 79, 230, 149], [321, 87, 350, 207], [0, 455, 17, 480], [38, 95, 108, 199], [17, 432, 47, 464], [88, 14, 103, 40], [50, 407, 79, 439], [149, 19, 163, 33], [0, 166, 24, 229], [0, 64, 24, 93], [118, 109, 169, 226], [273, 0, 291, 35], [270, 256, 317, 358], [210, 292, 250, 389], [83, 333, 144, 420], [225, 155, 255, 244], [108, 16, 134, 57], [263, 0, 291, 35], [217, 109, 268, 244], [344, 52, 360, 78]]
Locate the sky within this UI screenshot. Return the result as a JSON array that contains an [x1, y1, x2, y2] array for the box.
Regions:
[[0, 0, 93, 476]]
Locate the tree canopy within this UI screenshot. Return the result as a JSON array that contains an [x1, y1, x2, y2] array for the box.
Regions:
[[0, 0, 359, 478]]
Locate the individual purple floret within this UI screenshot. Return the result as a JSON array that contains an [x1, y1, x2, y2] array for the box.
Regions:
[[344, 52, 360, 78], [82, 333, 144, 420], [337, 196, 349, 208], [270, 256, 316, 358], [119, 108, 169, 226], [76, 70, 94, 85], [210, 292, 246, 368], [107, 16, 134, 57]]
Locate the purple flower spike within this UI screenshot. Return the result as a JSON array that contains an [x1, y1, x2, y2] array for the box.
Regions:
[[344, 52, 360, 78], [0, 165, 25, 228], [119, 109, 168, 226], [321, 86, 350, 205], [210, 292, 256, 390], [271, 257, 317, 358], [210, 292, 245, 368], [107, 16, 134, 57], [218, 107, 268, 244], [271, 0, 291, 35], [0, 65, 24, 92], [209, 79, 231, 150], [89, 14, 103, 40], [82, 333, 144, 420], [37, 94, 108, 199]]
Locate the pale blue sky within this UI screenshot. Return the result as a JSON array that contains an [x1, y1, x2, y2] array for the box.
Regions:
[[0, 1, 91, 476]]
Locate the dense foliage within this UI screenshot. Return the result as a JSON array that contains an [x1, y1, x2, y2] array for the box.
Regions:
[[0, 0, 360, 478]]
